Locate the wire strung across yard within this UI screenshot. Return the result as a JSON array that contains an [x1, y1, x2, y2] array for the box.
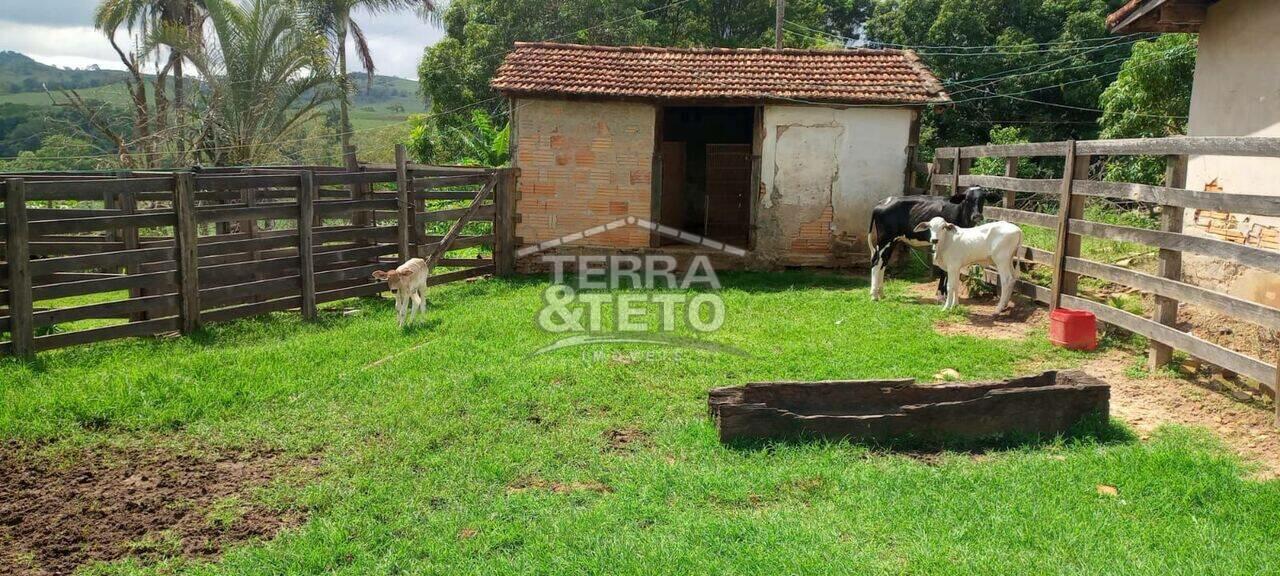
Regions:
[[4, 9, 1185, 164], [784, 20, 1152, 54]]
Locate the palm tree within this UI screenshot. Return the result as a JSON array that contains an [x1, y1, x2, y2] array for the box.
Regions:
[[94, 0, 203, 163], [300, 0, 438, 154], [158, 0, 340, 164]]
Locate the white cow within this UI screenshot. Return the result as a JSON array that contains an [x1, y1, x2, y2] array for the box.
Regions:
[[914, 217, 1023, 313], [372, 258, 431, 328]]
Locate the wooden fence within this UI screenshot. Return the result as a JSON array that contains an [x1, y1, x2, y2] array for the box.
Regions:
[[1, 145, 517, 356], [931, 136, 1280, 424]]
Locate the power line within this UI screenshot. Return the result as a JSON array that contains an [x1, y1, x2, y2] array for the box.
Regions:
[[987, 92, 1188, 120], [785, 19, 1151, 53], [943, 37, 1140, 97], [948, 43, 1195, 107], [781, 20, 1147, 101]]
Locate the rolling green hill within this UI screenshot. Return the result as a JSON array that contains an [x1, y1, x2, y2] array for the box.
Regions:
[[0, 52, 425, 114], [0, 51, 129, 95], [0, 52, 426, 160]]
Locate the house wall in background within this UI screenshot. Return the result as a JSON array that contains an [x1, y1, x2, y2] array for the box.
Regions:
[[512, 98, 655, 250], [757, 105, 914, 267], [1183, 0, 1280, 307]]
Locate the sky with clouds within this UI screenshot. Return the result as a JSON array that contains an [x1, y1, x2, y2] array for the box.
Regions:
[[0, 0, 445, 79]]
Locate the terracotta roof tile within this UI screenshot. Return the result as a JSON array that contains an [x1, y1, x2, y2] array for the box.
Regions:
[[492, 42, 950, 106]]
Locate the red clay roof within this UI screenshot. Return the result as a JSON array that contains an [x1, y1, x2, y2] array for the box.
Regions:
[[492, 42, 950, 106]]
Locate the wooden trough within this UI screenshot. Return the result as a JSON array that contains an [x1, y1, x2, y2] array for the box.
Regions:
[[708, 371, 1109, 445]]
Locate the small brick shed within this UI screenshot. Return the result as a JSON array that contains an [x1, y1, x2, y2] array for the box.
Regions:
[[492, 42, 950, 268]]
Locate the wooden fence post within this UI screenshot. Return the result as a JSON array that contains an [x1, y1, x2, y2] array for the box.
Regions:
[[297, 170, 317, 320], [242, 185, 263, 302], [103, 183, 119, 244], [239, 187, 258, 246], [102, 174, 123, 275], [113, 170, 146, 321], [1050, 141, 1089, 309], [494, 168, 519, 276], [927, 160, 939, 195], [1003, 157, 1019, 208], [950, 148, 963, 196], [394, 145, 412, 261], [173, 171, 201, 334], [121, 187, 147, 321], [5, 178, 33, 357], [345, 144, 370, 230], [1150, 154, 1188, 371]]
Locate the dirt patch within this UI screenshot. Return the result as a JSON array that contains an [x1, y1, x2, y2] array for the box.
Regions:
[[1179, 304, 1280, 366], [910, 283, 1048, 340], [603, 428, 649, 452], [909, 279, 1280, 479], [1080, 350, 1280, 480], [0, 443, 312, 575], [506, 476, 613, 495]]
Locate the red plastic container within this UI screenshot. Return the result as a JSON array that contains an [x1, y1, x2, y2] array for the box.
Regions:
[[1050, 308, 1098, 351]]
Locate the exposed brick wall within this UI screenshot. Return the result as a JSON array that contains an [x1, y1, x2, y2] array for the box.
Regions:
[[789, 204, 834, 254], [1191, 210, 1280, 251], [514, 99, 654, 249]]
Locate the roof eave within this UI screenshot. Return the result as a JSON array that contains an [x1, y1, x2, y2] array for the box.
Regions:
[[493, 88, 951, 108], [1108, 0, 1211, 34]]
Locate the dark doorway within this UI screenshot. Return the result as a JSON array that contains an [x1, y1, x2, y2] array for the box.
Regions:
[[658, 106, 754, 247]]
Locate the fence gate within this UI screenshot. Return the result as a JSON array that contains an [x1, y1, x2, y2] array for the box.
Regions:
[[1, 145, 516, 357]]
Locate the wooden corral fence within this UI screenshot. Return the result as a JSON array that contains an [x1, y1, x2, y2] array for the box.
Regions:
[[930, 137, 1280, 425], [1, 145, 517, 357]]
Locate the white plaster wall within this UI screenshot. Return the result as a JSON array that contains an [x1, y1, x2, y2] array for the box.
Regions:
[[1183, 0, 1280, 307], [758, 105, 914, 261]]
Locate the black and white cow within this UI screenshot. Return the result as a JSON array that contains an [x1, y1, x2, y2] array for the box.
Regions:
[[867, 187, 995, 300]]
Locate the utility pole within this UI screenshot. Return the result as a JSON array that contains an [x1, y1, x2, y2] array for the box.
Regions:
[[775, 0, 786, 49]]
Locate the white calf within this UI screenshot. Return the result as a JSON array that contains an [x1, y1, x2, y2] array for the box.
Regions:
[[914, 217, 1023, 313], [372, 258, 430, 327]]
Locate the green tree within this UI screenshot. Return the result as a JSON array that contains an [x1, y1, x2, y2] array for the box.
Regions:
[[864, 0, 1135, 149], [970, 125, 1050, 178], [1099, 33, 1197, 184], [93, 0, 203, 164], [415, 0, 860, 161], [299, 0, 438, 154], [158, 0, 340, 165], [409, 108, 509, 166], [0, 135, 115, 172]]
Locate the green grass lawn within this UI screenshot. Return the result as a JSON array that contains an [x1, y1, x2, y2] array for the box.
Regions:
[[3, 271, 1278, 575]]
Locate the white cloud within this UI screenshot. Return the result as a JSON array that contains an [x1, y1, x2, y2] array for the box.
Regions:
[[346, 6, 445, 79], [0, 6, 446, 79], [0, 19, 128, 71]]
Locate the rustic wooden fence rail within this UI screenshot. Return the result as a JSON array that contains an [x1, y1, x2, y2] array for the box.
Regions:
[[1, 145, 516, 357], [931, 136, 1280, 425]]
